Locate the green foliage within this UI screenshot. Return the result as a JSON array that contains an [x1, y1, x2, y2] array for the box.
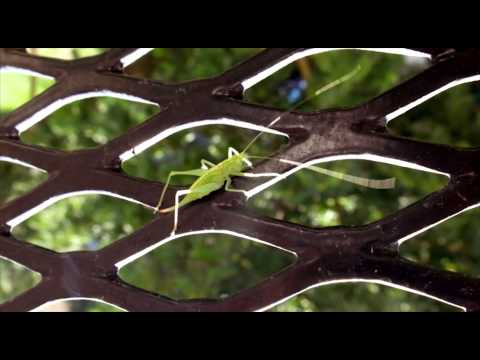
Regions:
[[272, 283, 457, 312], [0, 72, 54, 114], [123, 125, 286, 186], [245, 50, 428, 111], [401, 207, 480, 277], [389, 85, 480, 147], [0, 162, 48, 204], [0, 258, 41, 304], [1, 48, 478, 312], [119, 234, 294, 300], [12, 195, 154, 252], [63, 300, 124, 312], [249, 160, 448, 228], [127, 48, 262, 83], [21, 98, 160, 151], [26, 48, 108, 60]]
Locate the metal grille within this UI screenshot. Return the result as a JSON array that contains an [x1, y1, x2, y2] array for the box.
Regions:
[[1, 48, 480, 312]]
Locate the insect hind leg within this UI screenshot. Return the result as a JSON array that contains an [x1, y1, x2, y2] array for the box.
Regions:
[[171, 189, 191, 236], [154, 169, 205, 213]]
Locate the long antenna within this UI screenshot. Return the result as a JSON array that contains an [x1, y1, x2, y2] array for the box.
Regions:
[[241, 65, 362, 155], [247, 155, 396, 189]]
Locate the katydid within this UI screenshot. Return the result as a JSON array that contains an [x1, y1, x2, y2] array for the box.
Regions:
[[154, 66, 396, 235]]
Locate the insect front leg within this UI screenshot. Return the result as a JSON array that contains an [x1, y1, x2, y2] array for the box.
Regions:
[[225, 177, 249, 197], [225, 173, 280, 197], [228, 147, 252, 168]]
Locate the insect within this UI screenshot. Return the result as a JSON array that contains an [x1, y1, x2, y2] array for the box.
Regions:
[[278, 68, 308, 104], [154, 65, 396, 235], [278, 58, 313, 104]]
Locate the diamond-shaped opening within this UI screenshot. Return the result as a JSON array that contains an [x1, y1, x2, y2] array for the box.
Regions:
[[247, 159, 448, 228], [20, 97, 161, 151], [35, 299, 125, 312], [0, 71, 55, 115], [26, 48, 109, 60], [0, 257, 42, 305], [122, 125, 287, 185], [270, 282, 458, 312], [125, 48, 263, 83], [388, 82, 480, 147], [0, 160, 48, 205], [245, 49, 430, 111], [400, 207, 480, 278], [12, 194, 154, 252], [118, 233, 295, 300]]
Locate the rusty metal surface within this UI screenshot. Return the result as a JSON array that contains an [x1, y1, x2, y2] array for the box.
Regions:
[[0, 48, 479, 312]]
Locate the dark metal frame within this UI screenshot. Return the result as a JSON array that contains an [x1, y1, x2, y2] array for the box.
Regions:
[[1, 48, 479, 312]]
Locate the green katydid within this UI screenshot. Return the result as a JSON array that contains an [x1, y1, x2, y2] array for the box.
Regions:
[[154, 65, 396, 235]]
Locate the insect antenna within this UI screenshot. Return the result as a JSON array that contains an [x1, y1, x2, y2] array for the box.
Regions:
[[241, 65, 362, 156], [247, 155, 396, 190]]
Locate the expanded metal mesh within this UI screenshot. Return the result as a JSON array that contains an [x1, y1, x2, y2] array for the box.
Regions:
[[0, 48, 479, 312]]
